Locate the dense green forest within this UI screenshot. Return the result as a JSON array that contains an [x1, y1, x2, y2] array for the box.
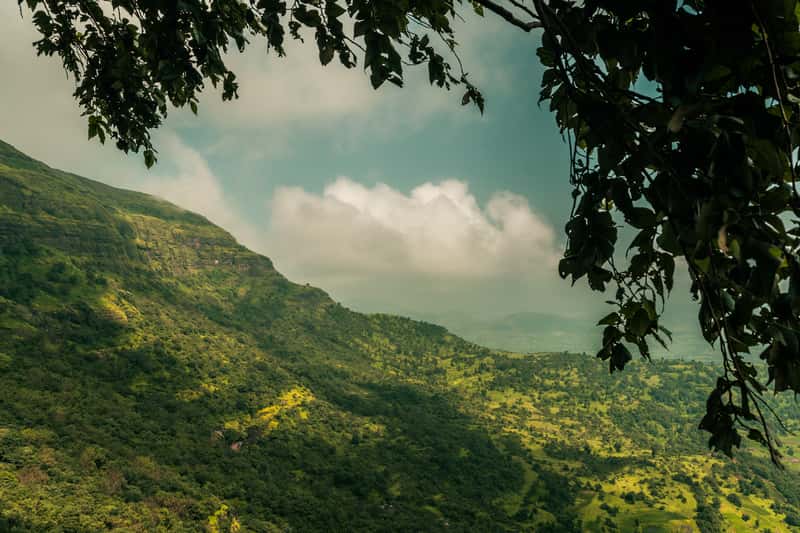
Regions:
[[1, 139, 799, 532]]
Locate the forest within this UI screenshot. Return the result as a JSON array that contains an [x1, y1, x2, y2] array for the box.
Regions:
[[1, 139, 800, 531]]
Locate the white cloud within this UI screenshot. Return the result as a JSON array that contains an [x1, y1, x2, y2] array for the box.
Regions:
[[183, 11, 517, 152], [267, 177, 560, 280]]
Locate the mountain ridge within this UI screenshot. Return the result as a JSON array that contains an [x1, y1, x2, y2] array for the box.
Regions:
[[0, 140, 528, 531]]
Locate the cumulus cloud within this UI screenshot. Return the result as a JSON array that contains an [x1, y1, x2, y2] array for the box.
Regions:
[[267, 178, 560, 280]]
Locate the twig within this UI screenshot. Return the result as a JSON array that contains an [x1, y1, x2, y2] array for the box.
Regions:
[[472, 0, 542, 31], [751, 2, 800, 211]]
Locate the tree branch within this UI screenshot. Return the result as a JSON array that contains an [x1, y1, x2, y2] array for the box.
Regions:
[[472, 0, 542, 31], [506, 0, 538, 21]]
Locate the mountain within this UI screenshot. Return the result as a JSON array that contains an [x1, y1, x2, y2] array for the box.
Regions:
[[419, 311, 717, 360], [422, 311, 597, 355], [1, 139, 800, 532]]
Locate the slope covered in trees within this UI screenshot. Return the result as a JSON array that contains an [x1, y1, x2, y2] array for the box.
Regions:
[[0, 140, 799, 531]]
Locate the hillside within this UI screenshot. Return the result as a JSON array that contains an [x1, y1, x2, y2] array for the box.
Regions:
[[1, 139, 800, 532]]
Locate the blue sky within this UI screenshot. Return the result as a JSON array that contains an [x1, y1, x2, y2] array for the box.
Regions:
[[0, 5, 710, 355]]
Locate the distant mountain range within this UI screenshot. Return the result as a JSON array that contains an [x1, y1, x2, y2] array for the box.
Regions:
[[417, 310, 716, 360]]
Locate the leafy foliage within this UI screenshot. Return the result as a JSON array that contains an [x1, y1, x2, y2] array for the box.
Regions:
[[535, 0, 800, 464]]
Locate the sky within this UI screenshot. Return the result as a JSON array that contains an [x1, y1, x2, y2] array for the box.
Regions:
[[0, 4, 711, 355]]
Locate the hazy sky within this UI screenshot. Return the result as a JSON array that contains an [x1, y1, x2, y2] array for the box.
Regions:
[[0, 5, 710, 355]]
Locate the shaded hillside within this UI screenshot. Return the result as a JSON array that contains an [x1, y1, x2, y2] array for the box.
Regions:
[[1, 140, 799, 532]]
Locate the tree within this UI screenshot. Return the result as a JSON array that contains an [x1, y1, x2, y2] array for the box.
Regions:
[[17, 0, 800, 463], [537, 0, 800, 467]]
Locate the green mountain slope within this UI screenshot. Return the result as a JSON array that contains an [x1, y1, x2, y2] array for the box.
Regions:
[[1, 140, 799, 532]]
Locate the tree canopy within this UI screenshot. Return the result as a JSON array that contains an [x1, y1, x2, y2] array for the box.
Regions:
[[17, 0, 800, 464]]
